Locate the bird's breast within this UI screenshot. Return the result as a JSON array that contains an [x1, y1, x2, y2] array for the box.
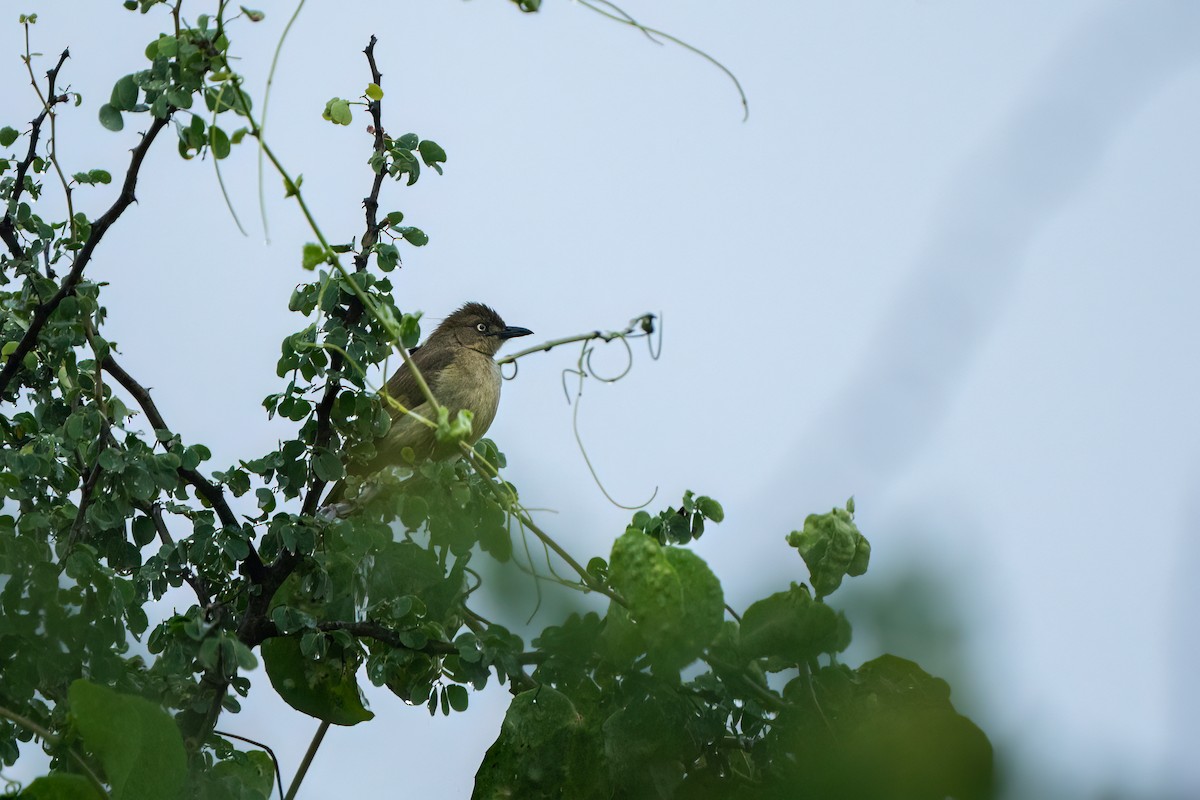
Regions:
[[432, 352, 502, 440]]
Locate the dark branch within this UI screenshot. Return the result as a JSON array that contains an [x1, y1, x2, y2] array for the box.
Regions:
[[147, 501, 211, 605], [0, 115, 171, 395], [0, 49, 71, 259], [67, 432, 109, 550], [302, 35, 389, 516], [99, 353, 249, 535], [318, 620, 457, 655]]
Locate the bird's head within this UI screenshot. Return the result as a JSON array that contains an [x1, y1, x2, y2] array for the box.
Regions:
[[435, 302, 533, 356]]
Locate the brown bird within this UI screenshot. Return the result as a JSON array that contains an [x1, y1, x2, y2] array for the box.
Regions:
[[326, 302, 532, 504]]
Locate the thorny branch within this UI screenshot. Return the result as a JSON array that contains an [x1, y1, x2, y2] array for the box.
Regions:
[[0, 115, 171, 395], [303, 35, 389, 517], [0, 48, 71, 259], [99, 354, 251, 540]]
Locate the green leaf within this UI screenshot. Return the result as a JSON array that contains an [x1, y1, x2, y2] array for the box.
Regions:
[[417, 139, 446, 174], [256, 487, 276, 514], [110, 74, 138, 111], [208, 750, 274, 799], [131, 516, 156, 546], [68, 680, 187, 800], [321, 97, 353, 126], [20, 773, 104, 799], [740, 583, 849, 666], [209, 125, 231, 159], [608, 531, 724, 673], [301, 243, 324, 270], [397, 311, 422, 350], [398, 226, 428, 246], [785, 502, 870, 598], [312, 448, 344, 483], [696, 495, 724, 523], [375, 242, 399, 271], [446, 683, 468, 712], [474, 688, 585, 797], [768, 657, 993, 799], [0, 126, 19, 147], [261, 636, 374, 726], [98, 104, 124, 132], [365, 83, 383, 101]]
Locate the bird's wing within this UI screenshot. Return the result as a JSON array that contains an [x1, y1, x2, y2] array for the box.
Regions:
[[382, 345, 458, 417]]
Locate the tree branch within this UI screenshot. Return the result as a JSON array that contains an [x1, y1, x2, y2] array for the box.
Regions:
[[99, 353, 248, 536], [146, 501, 212, 605], [303, 35, 389, 516], [0, 48, 71, 259], [0, 115, 171, 395]]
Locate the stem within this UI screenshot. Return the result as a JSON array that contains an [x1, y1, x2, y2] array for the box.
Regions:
[[284, 721, 329, 800], [0, 705, 110, 798], [462, 447, 624, 605], [496, 313, 655, 365], [256, 0, 308, 242], [574, 0, 749, 120], [214, 729, 286, 800]]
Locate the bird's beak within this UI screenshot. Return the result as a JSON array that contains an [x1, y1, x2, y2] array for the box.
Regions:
[[498, 326, 533, 340]]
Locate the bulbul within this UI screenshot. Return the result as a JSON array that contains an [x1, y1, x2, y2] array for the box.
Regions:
[[326, 302, 532, 504]]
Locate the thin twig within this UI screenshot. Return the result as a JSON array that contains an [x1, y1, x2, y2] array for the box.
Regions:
[[702, 654, 787, 713], [256, 0, 307, 242], [213, 729, 286, 800], [575, 0, 749, 121], [462, 447, 625, 605], [496, 313, 655, 366]]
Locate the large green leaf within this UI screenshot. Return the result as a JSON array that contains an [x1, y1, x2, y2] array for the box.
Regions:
[[762, 656, 993, 799], [68, 680, 187, 800], [608, 531, 725, 674], [473, 687, 590, 800], [739, 583, 850, 667], [261, 634, 374, 726], [20, 773, 104, 800]]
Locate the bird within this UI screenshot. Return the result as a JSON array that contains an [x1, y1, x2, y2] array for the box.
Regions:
[[324, 302, 532, 505]]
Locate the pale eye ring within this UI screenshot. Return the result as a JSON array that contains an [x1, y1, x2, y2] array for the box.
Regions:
[[475, 322, 488, 333]]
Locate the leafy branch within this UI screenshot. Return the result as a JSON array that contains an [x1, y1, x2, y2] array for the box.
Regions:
[[0, 114, 170, 395]]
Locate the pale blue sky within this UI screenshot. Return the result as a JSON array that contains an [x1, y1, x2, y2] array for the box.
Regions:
[[3, 2, 1198, 797]]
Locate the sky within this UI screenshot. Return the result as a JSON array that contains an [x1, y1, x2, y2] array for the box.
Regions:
[[3, 1, 1199, 797]]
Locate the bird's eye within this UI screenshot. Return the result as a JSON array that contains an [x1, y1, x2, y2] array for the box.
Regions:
[[475, 322, 488, 333]]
